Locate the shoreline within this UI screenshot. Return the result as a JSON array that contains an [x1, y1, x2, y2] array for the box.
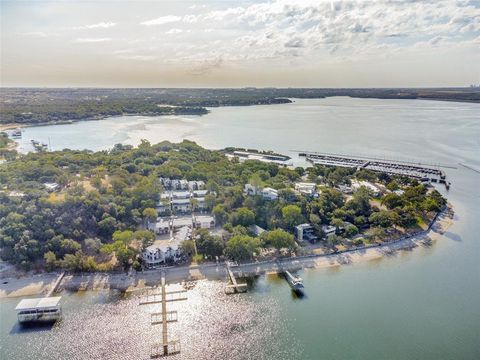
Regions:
[[0, 205, 454, 299]]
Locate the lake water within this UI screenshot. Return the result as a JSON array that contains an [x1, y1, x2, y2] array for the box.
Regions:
[[2, 97, 480, 359]]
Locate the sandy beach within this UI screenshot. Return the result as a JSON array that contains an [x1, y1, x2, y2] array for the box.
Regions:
[[0, 206, 454, 298]]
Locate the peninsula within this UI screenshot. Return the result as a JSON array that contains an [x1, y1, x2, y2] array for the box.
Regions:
[[0, 140, 448, 283]]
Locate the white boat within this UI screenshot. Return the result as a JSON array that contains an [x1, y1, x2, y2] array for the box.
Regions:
[[284, 271, 304, 291]]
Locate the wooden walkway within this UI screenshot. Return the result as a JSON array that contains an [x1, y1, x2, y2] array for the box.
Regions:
[[139, 272, 187, 358], [46, 272, 65, 297]]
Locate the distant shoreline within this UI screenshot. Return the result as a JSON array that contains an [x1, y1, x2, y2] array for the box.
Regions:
[[0, 205, 454, 299], [1, 93, 479, 131]]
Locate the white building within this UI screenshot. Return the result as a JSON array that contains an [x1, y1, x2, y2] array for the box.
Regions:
[[148, 218, 170, 235], [294, 223, 318, 243], [194, 215, 216, 229], [322, 225, 337, 238], [244, 183, 258, 196], [295, 182, 317, 196], [261, 187, 278, 200], [351, 180, 381, 197], [244, 183, 279, 200], [171, 198, 191, 213], [192, 189, 209, 198], [188, 180, 206, 191], [142, 226, 190, 268], [44, 182, 59, 192], [338, 184, 353, 194]]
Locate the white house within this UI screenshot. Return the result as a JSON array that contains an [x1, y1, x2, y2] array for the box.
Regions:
[[188, 180, 206, 191], [295, 182, 317, 196], [322, 225, 337, 238], [244, 183, 258, 196], [44, 182, 59, 192], [351, 180, 381, 197], [142, 226, 191, 268], [171, 198, 191, 213], [261, 187, 278, 200], [192, 189, 209, 198], [294, 223, 318, 243], [148, 218, 170, 235], [193, 215, 215, 229]]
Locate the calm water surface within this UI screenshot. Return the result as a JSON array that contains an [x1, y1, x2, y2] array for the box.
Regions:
[[2, 97, 480, 359]]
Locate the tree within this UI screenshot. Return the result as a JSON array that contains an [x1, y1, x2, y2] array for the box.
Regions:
[[133, 230, 155, 249], [281, 205, 304, 230], [180, 240, 196, 257], [142, 207, 157, 223], [213, 204, 228, 224], [195, 228, 224, 258], [60, 239, 81, 256], [44, 251, 57, 271], [345, 224, 359, 237], [261, 229, 296, 251], [230, 207, 255, 227], [224, 235, 260, 261], [369, 211, 396, 228]]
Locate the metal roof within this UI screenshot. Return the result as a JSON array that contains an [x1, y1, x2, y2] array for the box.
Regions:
[[15, 296, 62, 311]]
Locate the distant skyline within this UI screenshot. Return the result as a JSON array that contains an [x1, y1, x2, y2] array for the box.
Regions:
[[1, 0, 479, 87]]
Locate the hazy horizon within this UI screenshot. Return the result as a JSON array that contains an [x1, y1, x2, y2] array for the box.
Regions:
[[1, 0, 479, 88]]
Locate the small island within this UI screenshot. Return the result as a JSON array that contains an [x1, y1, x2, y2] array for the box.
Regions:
[[0, 140, 449, 284]]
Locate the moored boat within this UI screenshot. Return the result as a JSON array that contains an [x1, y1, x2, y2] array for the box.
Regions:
[[284, 270, 304, 292]]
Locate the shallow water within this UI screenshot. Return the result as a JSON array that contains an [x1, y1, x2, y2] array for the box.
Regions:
[[2, 97, 480, 359]]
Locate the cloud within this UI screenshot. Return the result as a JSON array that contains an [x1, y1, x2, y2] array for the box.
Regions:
[[75, 22, 116, 30], [119, 55, 156, 61], [75, 38, 112, 43], [23, 31, 47, 38], [187, 56, 223, 75], [165, 28, 183, 35], [140, 15, 181, 26]]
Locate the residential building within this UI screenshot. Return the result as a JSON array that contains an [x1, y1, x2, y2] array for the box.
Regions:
[[244, 183, 258, 196], [142, 225, 191, 268], [295, 182, 317, 196], [171, 198, 191, 213], [262, 187, 278, 200], [322, 225, 337, 238], [193, 215, 215, 229], [148, 218, 170, 235], [294, 223, 318, 243], [351, 180, 381, 197], [188, 180, 206, 191]]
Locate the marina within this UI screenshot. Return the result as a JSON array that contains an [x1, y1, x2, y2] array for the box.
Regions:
[[226, 149, 293, 167], [298, 151, 452, 188]]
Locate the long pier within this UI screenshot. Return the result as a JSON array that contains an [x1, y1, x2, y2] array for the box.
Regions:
[[139, 272, 187, 358], [297, 151, 451, 186], [224, 261, 247, 294]]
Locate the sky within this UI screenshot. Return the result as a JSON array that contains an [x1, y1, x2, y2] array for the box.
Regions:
[[1, 0, 479, 88]]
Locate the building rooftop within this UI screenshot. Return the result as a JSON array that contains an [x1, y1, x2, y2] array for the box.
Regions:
[[15, 296, 62, 311]]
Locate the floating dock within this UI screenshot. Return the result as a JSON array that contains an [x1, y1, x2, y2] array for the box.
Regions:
[[15, 272, 65, 324], [224, 261, 247, 294], [15, 296, 62, 323], [298, 151, 451, 187]]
